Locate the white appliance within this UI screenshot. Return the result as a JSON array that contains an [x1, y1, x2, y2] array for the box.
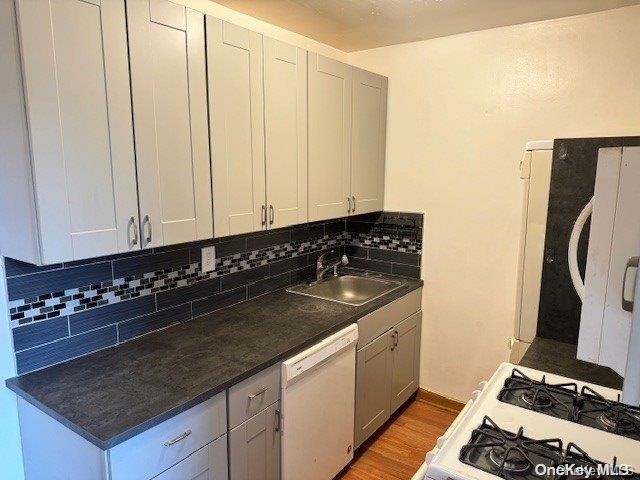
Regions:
[[510, 140, 554, 362], [280, 324, 358, 480], [413, 363, 640, 480], [575, 147, 640, 382]]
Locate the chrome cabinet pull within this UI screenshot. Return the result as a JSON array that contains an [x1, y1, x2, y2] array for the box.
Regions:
[[347, 197, 352, 214], [274, 409, 281, 433], [127, 216, 138, 248], [261, 205, 267, 227], [143, 215, 152, 246], [248, 386, 267, 400], [622, 256, 639, 312], [163, 429, 192, 447], [269, 205, 274, 225], [352, 196, 356, 212]]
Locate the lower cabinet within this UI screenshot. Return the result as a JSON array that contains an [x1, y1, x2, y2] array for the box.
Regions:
[[229, 401, 281, 480], [355, 309, 422, 448], [155, 435, 228, 480], [390, 312, 422, 412], [354, 330, 393, 448]]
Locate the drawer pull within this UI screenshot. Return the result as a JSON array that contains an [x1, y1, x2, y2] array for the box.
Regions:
[[248, 386, 267, 400], [163, 430, 192, 447]]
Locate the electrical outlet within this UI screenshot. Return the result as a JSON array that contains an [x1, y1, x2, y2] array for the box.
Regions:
[[201, 246, 216, 273]]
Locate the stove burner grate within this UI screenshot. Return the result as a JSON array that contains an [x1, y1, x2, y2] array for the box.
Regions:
[[459, 417, 640, 480], [459, 416, 563, 479], [575, 386, 640, 439], [498, 369, 640, 441]]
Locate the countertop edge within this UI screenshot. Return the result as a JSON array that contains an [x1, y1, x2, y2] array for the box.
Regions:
[[6, 279, 423, 450]]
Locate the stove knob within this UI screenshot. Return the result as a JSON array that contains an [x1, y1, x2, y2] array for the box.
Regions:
[[477, 381, 487, 391], [436, 436, 446, 448], [425, 449, 438, 465], [470, 389, 481, 401]]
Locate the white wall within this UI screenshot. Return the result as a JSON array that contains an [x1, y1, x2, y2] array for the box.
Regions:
[[348, 5, 640, 401]]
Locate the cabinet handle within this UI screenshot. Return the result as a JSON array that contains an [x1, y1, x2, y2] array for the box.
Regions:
[[347, 197, 352, 214], [352, 196, 356, 213], [261, 205, 267, 227], [390, 330, 399, 350], [127, 217, 138, 248], [248, 386, 267, 400], [143, 215, 152, 246], [163, 429, 192, 447], [269, 205, 274, 225], [622, 256, 639, 312], [274, 409, 281, 433]]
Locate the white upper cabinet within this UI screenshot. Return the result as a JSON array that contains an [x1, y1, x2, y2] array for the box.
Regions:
[[127, 0, 213, 248], [207, 18, 266, 237], [13, 0, 140, 263], [351, 68, 387, 215], [308, 54, 353, 222], [263, 38, 308, 229]]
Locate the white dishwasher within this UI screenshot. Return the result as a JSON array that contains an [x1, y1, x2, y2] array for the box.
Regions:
[[280, 323, 358, 480]]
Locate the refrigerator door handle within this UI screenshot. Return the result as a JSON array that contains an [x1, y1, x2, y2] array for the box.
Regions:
[[622, 256, 640, 312]]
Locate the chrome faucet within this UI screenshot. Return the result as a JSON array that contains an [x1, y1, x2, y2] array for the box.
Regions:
[[316, 251, 348, 282]]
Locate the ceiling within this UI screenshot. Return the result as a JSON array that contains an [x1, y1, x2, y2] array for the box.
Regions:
[[211, 0, 640, 51]]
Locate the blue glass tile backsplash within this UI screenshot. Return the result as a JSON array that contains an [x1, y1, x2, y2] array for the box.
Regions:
[[4, 212, 423, 374]]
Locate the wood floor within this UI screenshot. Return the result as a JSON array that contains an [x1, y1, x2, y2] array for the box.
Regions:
[[336, 395, 460, 480]]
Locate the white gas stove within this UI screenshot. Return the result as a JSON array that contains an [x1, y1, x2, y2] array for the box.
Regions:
[[412, 363, 640, 480]]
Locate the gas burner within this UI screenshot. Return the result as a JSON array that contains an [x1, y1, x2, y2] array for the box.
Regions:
[[575, 386, 640, 440], [459, 418, 639, 480], [521, 390, 553, 409], [459, 416, 563, 479], [599, 412, 637, 433], [497, 369, 640, 441], [563, 443, 640, 480], [498, 368, 577, 419], [488, 446, 531, 473]]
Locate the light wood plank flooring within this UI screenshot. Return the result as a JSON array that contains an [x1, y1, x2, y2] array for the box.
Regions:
[[336, 395, 461, 480]]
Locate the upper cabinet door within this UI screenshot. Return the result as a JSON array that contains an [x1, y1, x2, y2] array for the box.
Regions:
[[308, 54, 352, 222], [351, 68, 387, 215], [127, 0, 213, 248], [16, 0, 140, 263], [208, 18, 266, 237], [263, 38, 308, 229]]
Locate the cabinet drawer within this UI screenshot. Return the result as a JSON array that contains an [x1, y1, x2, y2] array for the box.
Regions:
[[228, 364, 280, 430], [154, 434, 228, 480], [357, 288, 421, 348], [109, 392, 227, 480]]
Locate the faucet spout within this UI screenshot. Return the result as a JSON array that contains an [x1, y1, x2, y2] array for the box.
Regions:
[[316, 251, 348, 282]]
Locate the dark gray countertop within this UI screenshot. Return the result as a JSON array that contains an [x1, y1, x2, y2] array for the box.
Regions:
[[519, 337, 623, 389], [6, 272, 422, 450]]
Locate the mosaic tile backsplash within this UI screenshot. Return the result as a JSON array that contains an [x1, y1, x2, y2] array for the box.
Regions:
[[5, 211, 423, 374]]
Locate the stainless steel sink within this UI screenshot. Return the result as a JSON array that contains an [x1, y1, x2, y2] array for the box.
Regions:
[[287, 275, 402, 306]]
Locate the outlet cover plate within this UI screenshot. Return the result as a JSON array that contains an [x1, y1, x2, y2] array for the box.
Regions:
[[201, 246, 216, 273]]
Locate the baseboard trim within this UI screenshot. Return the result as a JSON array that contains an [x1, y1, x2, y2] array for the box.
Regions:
[[417, 388, 465, 413]]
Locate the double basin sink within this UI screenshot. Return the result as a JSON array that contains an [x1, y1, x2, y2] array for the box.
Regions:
[[287, 274, 402, 306]]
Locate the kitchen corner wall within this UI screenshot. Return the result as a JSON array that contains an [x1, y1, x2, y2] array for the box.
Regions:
[[348, 5, 640, 402], [3, 211, 422, 376]]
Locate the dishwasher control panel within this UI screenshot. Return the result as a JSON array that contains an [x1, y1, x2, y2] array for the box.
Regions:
[[282, 324, 358, 384]]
